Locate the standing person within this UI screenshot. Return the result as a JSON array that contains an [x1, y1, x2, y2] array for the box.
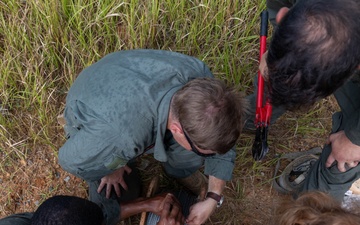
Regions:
[[258, 0, 360, 201], [58, 49, 247, 225]]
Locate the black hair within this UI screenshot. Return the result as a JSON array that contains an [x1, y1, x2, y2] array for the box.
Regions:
[[31, 195, 104, 225], [267, 0, 360, 110]]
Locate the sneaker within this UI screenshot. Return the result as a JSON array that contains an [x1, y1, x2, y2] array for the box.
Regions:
[[272, 147, 322, 194]]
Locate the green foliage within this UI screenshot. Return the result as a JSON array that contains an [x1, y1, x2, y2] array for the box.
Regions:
[[0, 0, 265, 152]]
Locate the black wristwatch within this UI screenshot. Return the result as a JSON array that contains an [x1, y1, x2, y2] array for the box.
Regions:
[[206, 192, 224, 208]]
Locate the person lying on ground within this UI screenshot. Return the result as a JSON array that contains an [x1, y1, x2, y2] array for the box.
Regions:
[[0, 193, 184, 225]]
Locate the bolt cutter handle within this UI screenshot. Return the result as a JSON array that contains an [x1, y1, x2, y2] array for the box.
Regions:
[[252, 10, 272, 161]]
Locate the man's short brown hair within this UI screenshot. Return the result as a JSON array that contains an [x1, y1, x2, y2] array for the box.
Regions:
[[171, 78, 248, 154]]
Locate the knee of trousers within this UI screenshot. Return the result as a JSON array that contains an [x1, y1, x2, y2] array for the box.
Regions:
[[162, 159, 203, 179]]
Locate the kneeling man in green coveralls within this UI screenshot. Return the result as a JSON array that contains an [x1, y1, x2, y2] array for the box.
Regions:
[[58, 49, 247, 225]]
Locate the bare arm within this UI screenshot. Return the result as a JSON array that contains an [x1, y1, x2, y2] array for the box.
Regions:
[[208, 175, 226, 195]]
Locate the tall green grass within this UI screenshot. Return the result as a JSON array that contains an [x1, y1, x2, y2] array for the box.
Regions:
[[1, 0, 265, 147]]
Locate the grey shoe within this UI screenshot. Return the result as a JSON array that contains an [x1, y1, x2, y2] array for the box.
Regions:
[[272, 147, 322, 195]]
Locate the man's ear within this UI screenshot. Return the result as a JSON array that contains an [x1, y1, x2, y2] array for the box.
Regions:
[[168, 121, 183, 135], [276, 7, 290, 24]]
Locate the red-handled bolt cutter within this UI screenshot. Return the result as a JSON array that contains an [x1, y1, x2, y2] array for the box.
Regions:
[[252, 10, 272, 161]]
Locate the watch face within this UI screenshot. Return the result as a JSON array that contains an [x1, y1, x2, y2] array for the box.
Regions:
[[206, 192, 224, 207], [217, 195, 224, 207]]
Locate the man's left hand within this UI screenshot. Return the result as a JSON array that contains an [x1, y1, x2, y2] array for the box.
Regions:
[[97, 165, 132, 198], [326, 130, 360, 172]]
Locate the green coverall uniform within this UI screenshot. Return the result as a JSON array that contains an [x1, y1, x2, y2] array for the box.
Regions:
[[57, 49, 236, 225]]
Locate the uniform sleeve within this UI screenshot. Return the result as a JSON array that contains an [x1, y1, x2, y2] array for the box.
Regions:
[[345, 113, 360, 146], [203, 63, 215, 78], [58, 120, 129, 182], [203, 147, 236, 181], [335, 78, 360, 146], [344, 105, 360, 146], [0, 213, 33, 225]]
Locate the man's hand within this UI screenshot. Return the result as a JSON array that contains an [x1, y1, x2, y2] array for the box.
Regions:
[[259, 51, 269, 81], [97, 165, 132, 198], [185, 175, 225, 225], [147, 193, 182, 216], [186, 198, 217, 225], [326, 130, 360, 172], [156, 193, 184, 225], [119, 192, 184, 220]]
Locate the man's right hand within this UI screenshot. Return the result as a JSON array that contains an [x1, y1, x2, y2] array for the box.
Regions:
[[259, 51, 269, 81], [97, 165, 132, 198], [326, 130, 360, 172]]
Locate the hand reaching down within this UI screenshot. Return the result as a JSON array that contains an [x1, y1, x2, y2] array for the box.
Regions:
[[326, 130, 360, 172], [97, 165, 132, 198]]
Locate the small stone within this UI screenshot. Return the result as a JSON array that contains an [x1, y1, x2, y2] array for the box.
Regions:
[[64, 176, 70, 182]]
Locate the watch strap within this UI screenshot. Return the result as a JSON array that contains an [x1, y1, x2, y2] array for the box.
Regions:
[[206, 192, 223, 207], [206, 192, 222, 202]]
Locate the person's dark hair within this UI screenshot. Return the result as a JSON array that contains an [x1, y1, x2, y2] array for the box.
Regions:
[[274, 191, 360, 225], [171, 77, 248, 154], [31, 195, 104, 225], [267, 0, 360, 110]]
